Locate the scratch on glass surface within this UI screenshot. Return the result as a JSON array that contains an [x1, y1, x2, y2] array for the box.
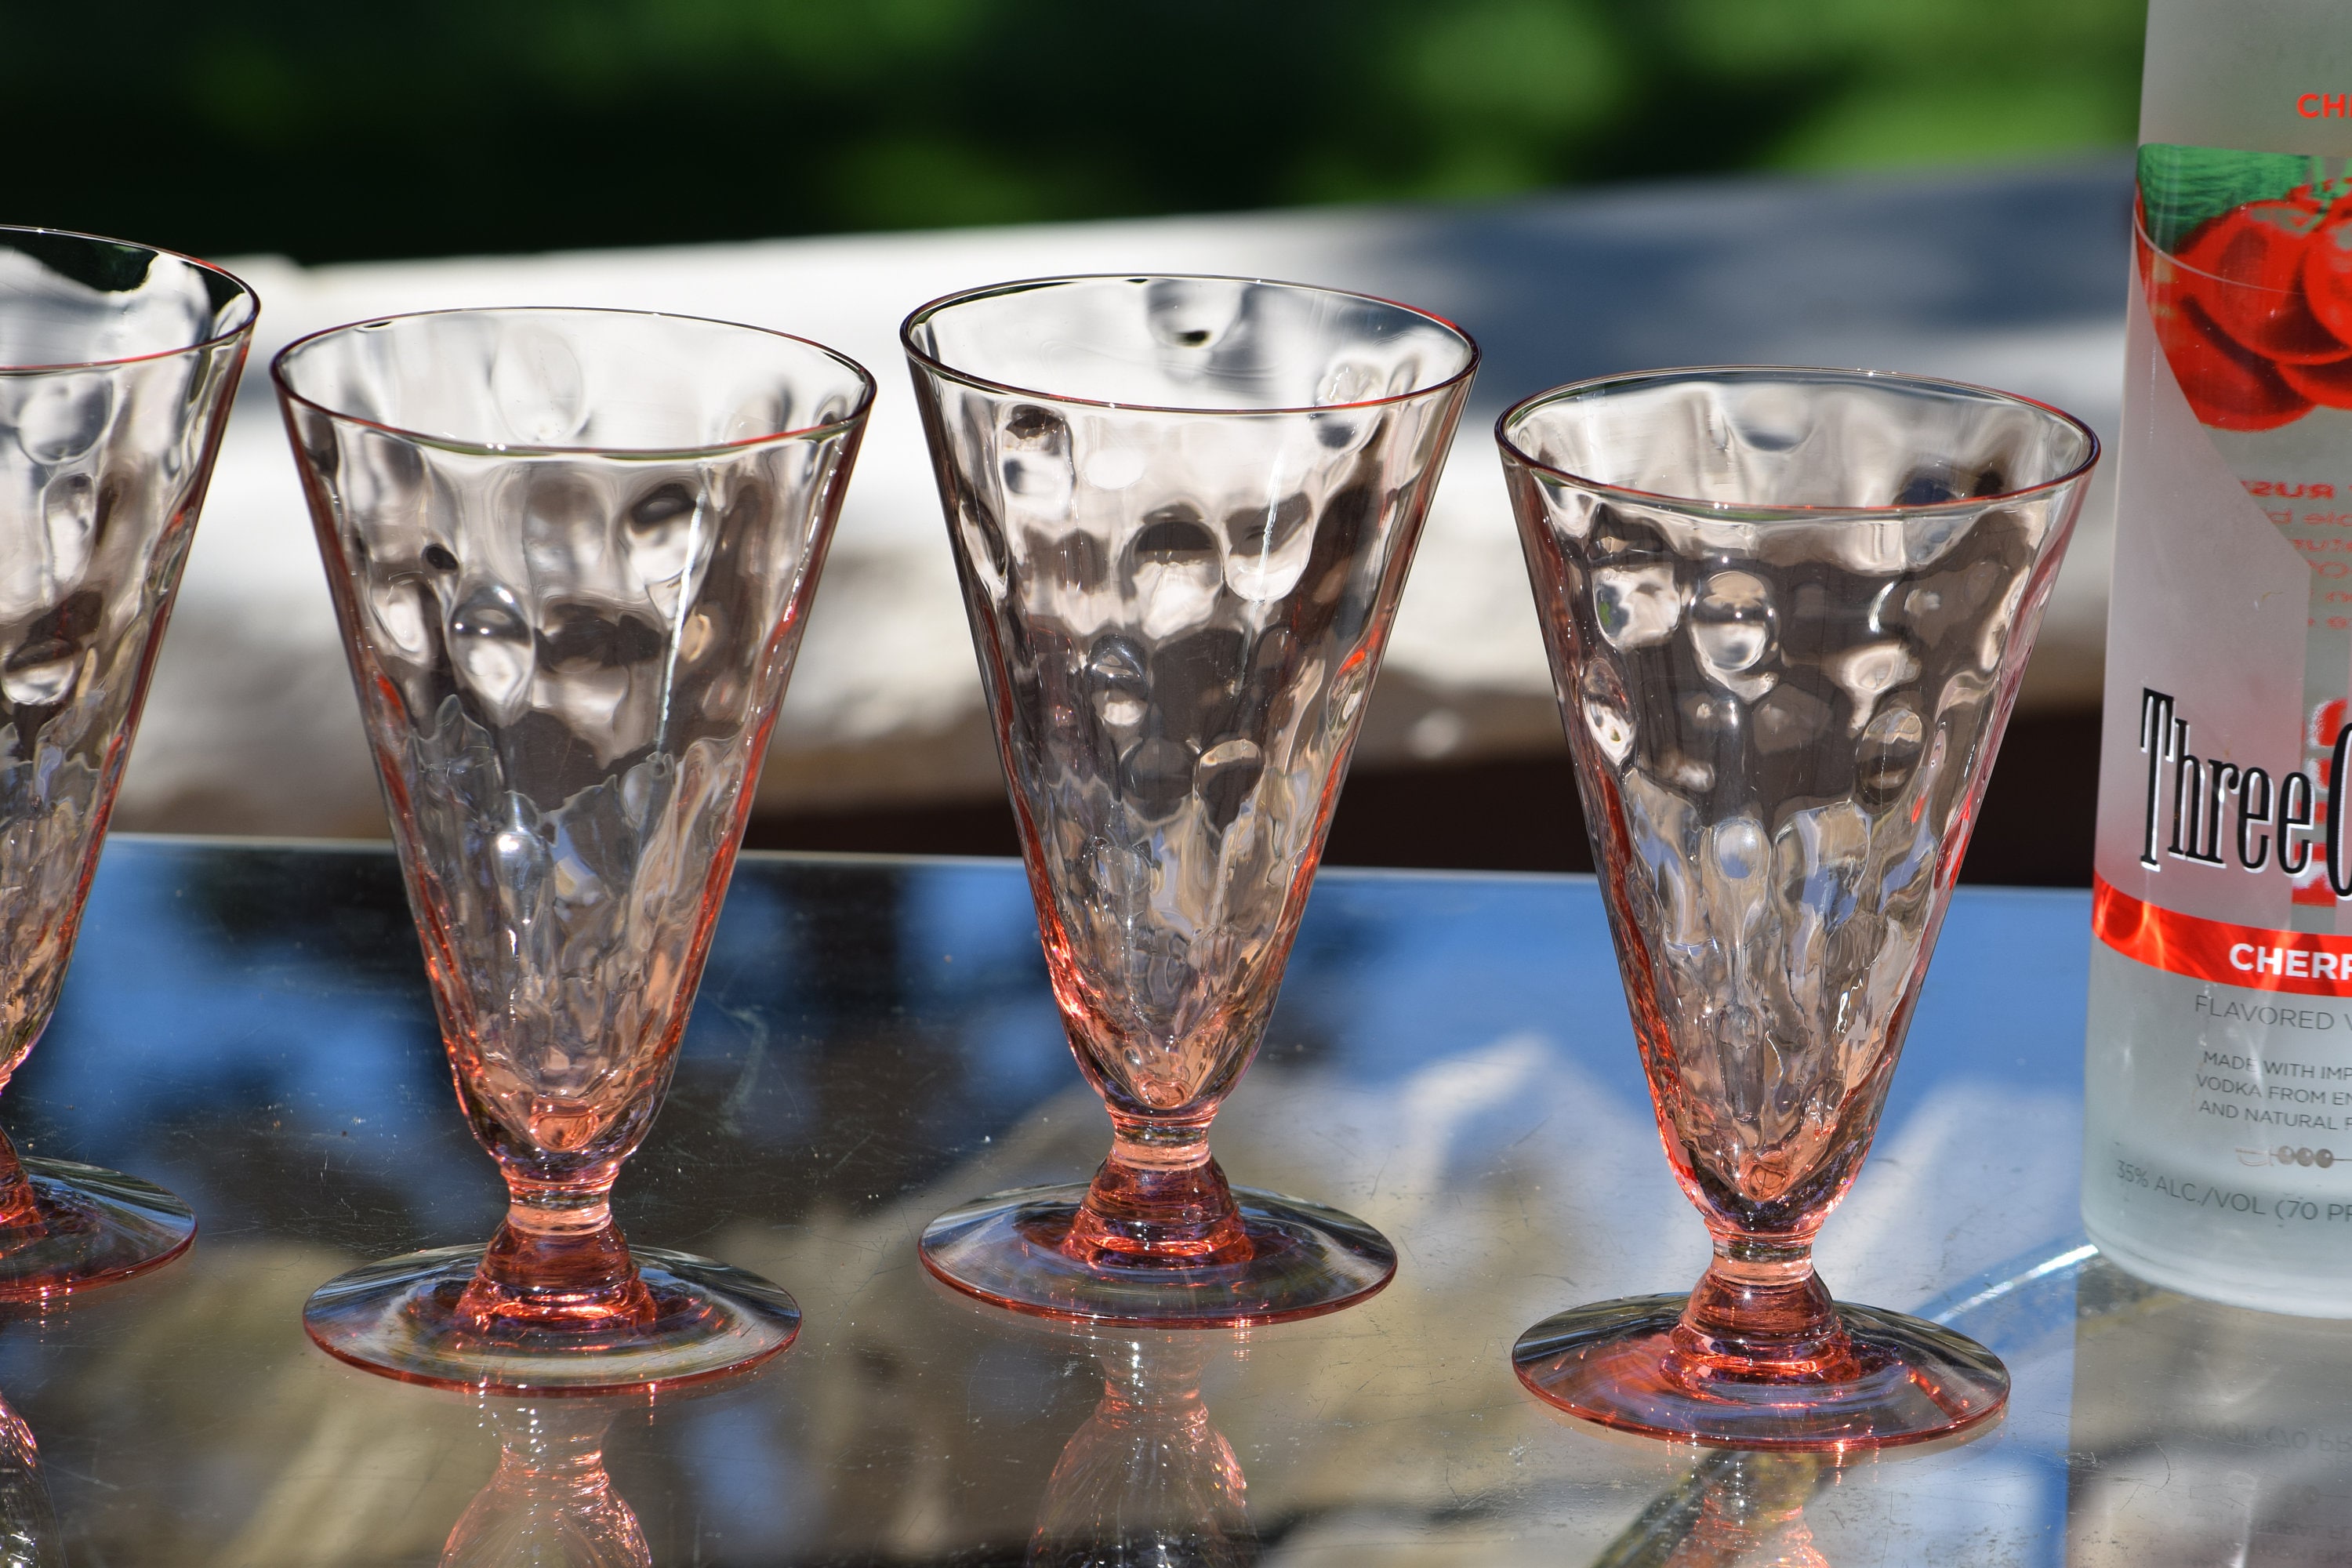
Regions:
[[713, 1004, 769, 1138]]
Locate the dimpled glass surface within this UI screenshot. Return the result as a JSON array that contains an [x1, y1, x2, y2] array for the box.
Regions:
[[278, 310, 869, 1188], [1500, 368, 2097, 1446], [0, 233, 252, 1089], [1504, 369, 2095, 1238], [906, 278, 1475, 1130]]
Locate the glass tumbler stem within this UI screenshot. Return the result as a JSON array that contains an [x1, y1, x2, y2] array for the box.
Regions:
[[1671, 1233, 1858, 1384], [1068, 1117, 1250, 1264], [459, 1167, 656, 1331]]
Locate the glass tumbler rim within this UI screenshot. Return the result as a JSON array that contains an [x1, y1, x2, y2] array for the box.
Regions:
[[0, 224, 257, 374], [270, 304, 878, 459], [899, 271, 1481, 416], [1494, 364, 2101, 521]]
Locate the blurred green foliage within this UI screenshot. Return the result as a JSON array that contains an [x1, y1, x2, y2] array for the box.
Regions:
[[3, 0, 2143, 263]]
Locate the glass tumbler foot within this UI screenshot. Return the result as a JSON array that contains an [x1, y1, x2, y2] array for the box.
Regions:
[[1512, 1293, 2009, 1450], [919, 1181, 1396, 1327], [303, 1243, 800, 1395], [0, 1156, 196, 1300]]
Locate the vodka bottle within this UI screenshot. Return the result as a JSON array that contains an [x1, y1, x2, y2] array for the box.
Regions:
[[2085, 0, 2352, 1314]]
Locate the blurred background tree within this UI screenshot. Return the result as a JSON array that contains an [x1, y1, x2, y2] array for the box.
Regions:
[[4, 0, 2144, 263]]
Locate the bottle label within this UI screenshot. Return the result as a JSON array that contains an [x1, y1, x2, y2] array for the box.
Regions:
[[2096, 874, 2352, 993], [2087, 141, 2352, 1313]]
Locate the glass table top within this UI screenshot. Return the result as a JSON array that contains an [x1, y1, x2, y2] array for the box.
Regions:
[[0, 837, 2318, 1565]]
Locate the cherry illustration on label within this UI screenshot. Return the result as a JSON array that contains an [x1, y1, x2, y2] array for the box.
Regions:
[[2180, 192, 2346, 362], [2142, 182, 2352, 426]]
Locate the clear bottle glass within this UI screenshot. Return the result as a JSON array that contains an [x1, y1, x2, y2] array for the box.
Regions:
[[2085, 0, 2352, 1315]]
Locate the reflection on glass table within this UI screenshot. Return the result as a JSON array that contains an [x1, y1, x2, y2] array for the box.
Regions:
[[1588, 1449, 1832, 1568], [0, 834, 2303, 1565], [2065, 1254, 2352, 1566], [441, 1399, 649, 1568], [0, 1374, 58, 1568], [1029, 1330, 1254, 1568]]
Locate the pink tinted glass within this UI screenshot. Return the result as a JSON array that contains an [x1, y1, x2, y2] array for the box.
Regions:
[[0, 228, 256, 1298], [280, 307, 872, 1392], [906, 275, 1476, 1325], [1501, 366, 2097, 1447]]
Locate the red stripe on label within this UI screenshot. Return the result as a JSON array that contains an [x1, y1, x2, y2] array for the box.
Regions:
[[2094, 875, 2352, 996]]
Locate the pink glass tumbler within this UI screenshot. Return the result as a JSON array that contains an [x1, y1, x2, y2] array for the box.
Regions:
[[906, 275, 1477, 1326], [279, 307, 872, 1392], [0, 228, 256, 1298], [1501, 367, 2098, 1448]]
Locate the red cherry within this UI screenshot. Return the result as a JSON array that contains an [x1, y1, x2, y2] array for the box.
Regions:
[[2144, 235, 2313, 430], [2302, 198, 2352, 347], [2177, 194, 2347, 364], [2277, 352, 2352, 409]]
